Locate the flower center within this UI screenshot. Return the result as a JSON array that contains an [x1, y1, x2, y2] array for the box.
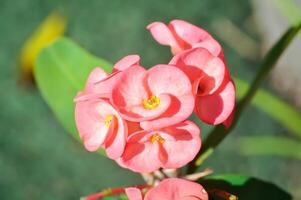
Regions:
[[143, 95, 160, 110], [104, 115, 113, 127], [150, 133, 165, 144]]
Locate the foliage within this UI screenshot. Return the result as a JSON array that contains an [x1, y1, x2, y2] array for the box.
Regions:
[[200, 174, 292, 200]]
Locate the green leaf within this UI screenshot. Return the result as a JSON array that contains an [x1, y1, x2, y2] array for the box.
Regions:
[[118, 194, 129, 200], [34, 37, 112, 151], [236, 136, 301, 160], [200, 174, 292, 200], [206, 174, 249, 185], [234, 77, 301, 139]]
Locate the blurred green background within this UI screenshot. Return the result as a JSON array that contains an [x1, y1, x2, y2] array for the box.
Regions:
[[0, 0, 300, 199]]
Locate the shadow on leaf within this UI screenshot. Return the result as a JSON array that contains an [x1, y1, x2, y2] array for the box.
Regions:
[[200, 175, 292, 200]]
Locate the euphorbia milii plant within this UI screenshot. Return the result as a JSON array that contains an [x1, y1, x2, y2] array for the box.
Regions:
[[75, 19, 236, 200]]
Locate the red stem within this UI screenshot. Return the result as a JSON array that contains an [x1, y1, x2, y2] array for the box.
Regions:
[[81, 184, 150, 200]]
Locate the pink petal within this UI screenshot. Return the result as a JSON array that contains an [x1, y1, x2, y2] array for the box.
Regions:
[[88, 55, 140, 99], [74, 68, 110, 100], [146, 64, 192, 97], [75, 100, 115, 150], [74, 92, 104, 102], [147, 22, 182, 54], [92, 70, 128, 99], [85, 67, 108, 90], [160, 121, 201, 169], [195, 80, 235, 125], [169, 19, 211, 46], [119, 138, 162, 173], [75, 99, 126, 158], [125, 93, 172, 121], [145, 178, 208, 200], [192, 37, 223, 57], [105, 115, 127, 159], [171, 48, 211, 84], [111, 65, 147, 109], [223, 107, 235, 128], [126, 121, 143, 136], [172, 48, 226, 95], [84, 122, 112, 151], [140, 65, 194, 130], [182, 196, 203, 200], [125, 188, 143, 200], [148, 20, 223, 56], [113, 55, 140, 73], [169, 49, 185, 65], [170, 19, 222, 57], [112, 65, 170, 121], [140, 94, 194, 130]]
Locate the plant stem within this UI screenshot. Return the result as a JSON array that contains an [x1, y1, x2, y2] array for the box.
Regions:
[[81, 184, 150, 200], [183, 168, 214, 181], [187, 22, 301, 174]]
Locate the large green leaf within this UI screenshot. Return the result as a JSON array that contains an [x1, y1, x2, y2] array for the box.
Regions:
[[234, 77, 301, 139], [200, 174, 292, 200], [34, 37, 112, 144]]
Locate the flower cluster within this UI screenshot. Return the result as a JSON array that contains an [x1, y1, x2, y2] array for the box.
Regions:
[[75, 19, 235, 199]]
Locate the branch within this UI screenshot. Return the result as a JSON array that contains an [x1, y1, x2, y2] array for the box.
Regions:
[[80, 184, 150, 200]]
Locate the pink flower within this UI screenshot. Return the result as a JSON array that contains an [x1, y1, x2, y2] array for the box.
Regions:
[[126, 178, 208, 200], [75, 99, 127, 159], [147, 19, 222, 57], [75, 55, 140, 101], [117, 121, 201, 173], [74, 55, 140, 158], [170, 48, 235, 125], [111, 64, 194, 130], [147, 19, 235, 126]]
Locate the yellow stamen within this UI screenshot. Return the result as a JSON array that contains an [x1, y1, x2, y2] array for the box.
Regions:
[[143, 95, 160, 110], [150, 133, 165, 144], [104, 115, 113, 127]]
